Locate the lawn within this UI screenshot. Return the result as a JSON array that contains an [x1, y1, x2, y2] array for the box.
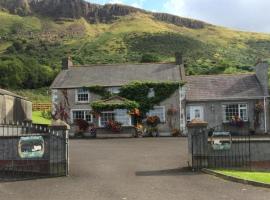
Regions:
[[215, 169, 270, 184], [32, 111, 51, 125]]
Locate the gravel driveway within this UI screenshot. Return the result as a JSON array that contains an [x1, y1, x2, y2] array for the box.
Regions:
[[0, 138, 269, 200]]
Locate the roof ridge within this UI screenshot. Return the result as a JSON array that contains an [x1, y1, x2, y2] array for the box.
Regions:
[[187, 72, 255, 78], [72, 62, 175, 68]]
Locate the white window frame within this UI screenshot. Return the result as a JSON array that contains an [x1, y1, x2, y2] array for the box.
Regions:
[[222, 103, 248, 123], [147, 106, 166, 123], [186, 106, 204, 122], [107, 87, 121, 94], [98, 110, 132, 127], [114, 109, 132, 127], [71, 109, 93, 123], [75, 88, 90, 103], [98, 111, 115, 127]]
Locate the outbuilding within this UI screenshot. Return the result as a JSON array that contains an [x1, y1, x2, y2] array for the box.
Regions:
[[0, 89, 32, 123]]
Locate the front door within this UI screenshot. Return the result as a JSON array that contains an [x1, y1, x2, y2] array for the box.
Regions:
[[187, 106, 204, 122]]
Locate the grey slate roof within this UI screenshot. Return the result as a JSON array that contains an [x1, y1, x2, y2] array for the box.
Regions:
[[186, 73, 264, 101], [0, 88, 28, 100], [51, 63, 181, 89]]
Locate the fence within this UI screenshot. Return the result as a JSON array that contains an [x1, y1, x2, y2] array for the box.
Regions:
[[33, 103, 52, 111], [191, 133, 251, 171], [0, 122, 68, 181], [188, 122, 270, 171]]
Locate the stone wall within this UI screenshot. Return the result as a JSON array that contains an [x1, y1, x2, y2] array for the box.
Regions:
[[0, 94, 32, 123]]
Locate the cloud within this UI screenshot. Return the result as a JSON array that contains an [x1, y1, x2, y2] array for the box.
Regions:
[[163, 0, 270, 32], [131, 0, 145, 8], [163, 0, 185, 16], [108, 0, 123, 4]]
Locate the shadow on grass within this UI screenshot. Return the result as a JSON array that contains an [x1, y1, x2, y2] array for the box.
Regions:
[[135, 167, 201, 176]]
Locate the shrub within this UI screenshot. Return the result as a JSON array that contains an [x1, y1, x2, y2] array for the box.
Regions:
[[105, 120, 122, 132], [146, 116, 160, 127], [74, 119, 89, 132], [141, 53, 161, 63], [41, 110, 52, 120]]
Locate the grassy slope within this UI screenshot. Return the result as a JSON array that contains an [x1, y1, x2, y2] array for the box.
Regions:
[[1, 11, 270, 101], [215, 170, 270, 184]]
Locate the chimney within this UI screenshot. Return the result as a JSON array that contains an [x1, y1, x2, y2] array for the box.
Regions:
[[62, 56, 73, 70], [255, 60, 269, 96], [175, 52, 186, 80]]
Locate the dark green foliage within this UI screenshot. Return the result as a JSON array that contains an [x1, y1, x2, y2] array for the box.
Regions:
[[86, 85, 111, 99], [91, 99, 139, 112], [125, 32, 207, 57], [119, 81, 184, 115], [141, 53, 161, 63], [89, 81, 183, 114], [0, 56, 24, 88], [0, 55, 55, 89]]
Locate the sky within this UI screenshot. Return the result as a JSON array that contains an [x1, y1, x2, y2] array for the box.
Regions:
[[86, 0, 270, 33]]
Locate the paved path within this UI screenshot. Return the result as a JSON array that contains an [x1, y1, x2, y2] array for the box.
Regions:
[[0, 138, 269, 200]]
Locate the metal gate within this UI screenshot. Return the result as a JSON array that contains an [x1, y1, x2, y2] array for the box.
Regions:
[[0, 123, 69, 181], [191, 133, 251, 170]]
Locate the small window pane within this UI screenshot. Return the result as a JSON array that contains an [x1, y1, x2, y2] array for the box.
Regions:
[[77, 88, 89, 102], [85, 111, 92, 122], [222, 104, 248, 122], [100, 112, 114, 127], [114, 109, 131, 126], [72, 110, 92, 123], [107, 87, 121, 94]]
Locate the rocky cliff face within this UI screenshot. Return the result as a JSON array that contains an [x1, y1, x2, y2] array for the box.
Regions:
[[0, 0, 31, 15], [0, 0, 207, 29]]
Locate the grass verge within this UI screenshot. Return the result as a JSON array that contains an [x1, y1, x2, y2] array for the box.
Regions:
[[214, 169, 270, 184], [32, 111, 51, 125]]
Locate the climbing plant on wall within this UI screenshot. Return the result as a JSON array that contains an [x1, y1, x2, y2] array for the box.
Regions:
[[91, 99, 139, 112], [119, 81, 185, 115], [84, 85, 111, 99], [88, 81, 185, 115]]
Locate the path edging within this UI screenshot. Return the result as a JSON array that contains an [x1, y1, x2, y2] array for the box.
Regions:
[[202, 168, 270, 188]]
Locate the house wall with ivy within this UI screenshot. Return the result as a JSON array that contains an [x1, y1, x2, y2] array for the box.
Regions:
[[52, 87, 182, 135]]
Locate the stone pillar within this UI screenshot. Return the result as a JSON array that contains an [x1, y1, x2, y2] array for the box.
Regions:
[[187, 119, 208, 169], [50, 119, 70, 176]]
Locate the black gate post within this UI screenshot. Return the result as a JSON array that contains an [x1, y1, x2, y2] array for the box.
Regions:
[[187, 120, 208, 170]]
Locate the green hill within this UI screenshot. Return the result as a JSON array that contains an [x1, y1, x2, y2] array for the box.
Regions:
[[1, 0, 270, 91]]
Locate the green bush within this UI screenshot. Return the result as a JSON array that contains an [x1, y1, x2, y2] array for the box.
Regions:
[[141, 53, 161, 63]]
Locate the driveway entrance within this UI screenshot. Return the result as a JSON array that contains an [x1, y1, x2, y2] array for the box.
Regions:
[[0, 138, 269, 200]]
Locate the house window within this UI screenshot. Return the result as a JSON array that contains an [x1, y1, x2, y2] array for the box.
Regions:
[[107, 87, 121, 94], [99, 111, 114, 127], [114, 109, 131, 126], [147, 88, 155, 98], [147, 106, 165, 122], [186, 106, 204, 122], [76, 88, 89, 103], [72, 110, 93, 123], [222, 103, 248, 122], [99, 110, 131, 127]]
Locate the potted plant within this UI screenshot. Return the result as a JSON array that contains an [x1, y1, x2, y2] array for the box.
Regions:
[[105, 120, 122, 133], [74, 119, 89, 138], [229, 115, 244, 128], [146, 116, 160, 137]]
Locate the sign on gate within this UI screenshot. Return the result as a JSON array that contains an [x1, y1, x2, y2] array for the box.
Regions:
[[211, 132, 232, 150], [18, 136, 45, 159]]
